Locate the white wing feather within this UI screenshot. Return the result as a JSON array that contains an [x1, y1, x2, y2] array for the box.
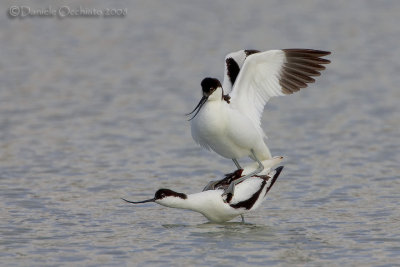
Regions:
[[230, 50, 286, 127], [222, 50, 247, 94], [229, 178, 264, 205], [222, 50, 261, 95], [229, 49, 331, 127]]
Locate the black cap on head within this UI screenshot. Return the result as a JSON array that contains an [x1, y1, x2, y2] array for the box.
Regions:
[[155, 189, 187, 200], [201, 77, 221, 96], [186, 77, 222, 121]]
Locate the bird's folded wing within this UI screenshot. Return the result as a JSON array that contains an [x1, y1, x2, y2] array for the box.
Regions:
[[229, 49, 331, 127]]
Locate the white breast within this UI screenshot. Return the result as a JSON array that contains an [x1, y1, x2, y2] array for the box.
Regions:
[[187, 190, 243, 222], [190, 100, 262, 159]]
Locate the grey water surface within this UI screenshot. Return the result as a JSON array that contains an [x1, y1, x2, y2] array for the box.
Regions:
[[1, 0, 400, 266]]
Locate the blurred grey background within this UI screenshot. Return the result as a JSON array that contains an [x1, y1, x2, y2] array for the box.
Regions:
[[1, 0, 399, 266]]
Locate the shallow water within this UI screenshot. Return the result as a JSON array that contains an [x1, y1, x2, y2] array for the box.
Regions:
[[1, 0, 400, 266]]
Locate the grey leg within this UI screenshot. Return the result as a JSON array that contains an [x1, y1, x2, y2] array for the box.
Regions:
[[240, 214, 245, 223], [202, 180, 218, 191], [206, 159, 242, 192], [250, 148, 264, 175], [234, 149, 264, 184], [232, 159, 242, 169], [222, 149, 264, 196]]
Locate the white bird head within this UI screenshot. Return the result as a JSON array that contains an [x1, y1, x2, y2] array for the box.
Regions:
[[186, 77, 222, 120]]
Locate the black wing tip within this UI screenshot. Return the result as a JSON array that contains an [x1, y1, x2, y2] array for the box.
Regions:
[[323, 58, 331, 64], [274, 166, 284, 177], [264, 166, 284, 195], [320, 50, 332, 56], [279, 49, 330, 94], [283, 48, 331, 57]]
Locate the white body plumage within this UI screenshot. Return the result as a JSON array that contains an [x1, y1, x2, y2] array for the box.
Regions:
[[188, 49, 330, 167], [158, 172, 279, 223], [190, 86, 271, 161], [123, 158, 284, 223]]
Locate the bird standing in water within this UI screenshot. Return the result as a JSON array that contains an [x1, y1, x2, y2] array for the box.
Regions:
[[122, 164, 284, 223], [187, 49, 330, 194]]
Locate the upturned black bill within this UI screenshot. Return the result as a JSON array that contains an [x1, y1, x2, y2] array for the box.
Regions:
[[121, 198, 155, 204], [186, 96, 208, 121]]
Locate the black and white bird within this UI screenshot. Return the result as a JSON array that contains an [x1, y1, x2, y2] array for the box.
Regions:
[[122, 160, 284, 223], [187, 49, 330, 194]]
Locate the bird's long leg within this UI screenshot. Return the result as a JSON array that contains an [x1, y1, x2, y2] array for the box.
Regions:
[[232, 159, 242, 170], [223, 149, 264, 196], [235, 149, 264, 182], [205, 159, 242, 192], [240, 214, 245, 223], [202, 180, 218, 191], [250, 148, 265, 175]]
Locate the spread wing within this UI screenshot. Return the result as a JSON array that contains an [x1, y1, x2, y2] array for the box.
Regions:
[[222, 50, 260, 94], [229, 49, 331, 127]]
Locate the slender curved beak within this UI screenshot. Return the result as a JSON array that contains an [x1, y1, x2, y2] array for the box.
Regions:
[[186, 95, 208, 121], [121, 198, 155, 204]]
